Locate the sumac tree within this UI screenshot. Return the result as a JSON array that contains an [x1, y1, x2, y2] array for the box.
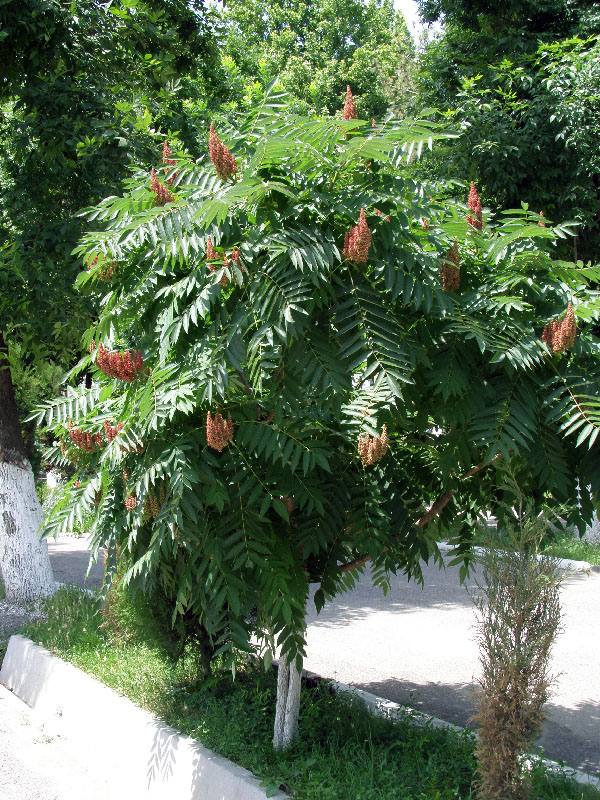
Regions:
[[37, 86, 600, 747]]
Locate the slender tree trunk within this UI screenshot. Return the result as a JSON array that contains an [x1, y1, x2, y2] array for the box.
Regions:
[[273, 650, 302, 749], [0, 333, 55, 603]]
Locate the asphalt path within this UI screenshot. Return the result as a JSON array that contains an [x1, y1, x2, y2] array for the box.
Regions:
[[304, 558, 600, 777], [37, 538, 600, 778]]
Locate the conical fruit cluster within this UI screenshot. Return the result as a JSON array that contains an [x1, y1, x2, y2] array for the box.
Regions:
[[150, 167, 173, 206], [206, 411, 234, 452], [68, 420, 102, 452], [343, 209, 371, 264], [209, 123, 237, 181], [440, 239, 460, 292], [358, 425, 389, 466], [542, 303, 577, 354], [467, 182, 483, 230], [342, 85, 358, 120], [97, 343, 144, 382], [104, 421, 123, 442], [162, 141, 178, 185], [143, 483, 166, 521]]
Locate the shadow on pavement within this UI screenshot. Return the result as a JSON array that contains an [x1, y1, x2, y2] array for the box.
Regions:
[[356, 676, 600, 777], [48, 539, 104, 589]]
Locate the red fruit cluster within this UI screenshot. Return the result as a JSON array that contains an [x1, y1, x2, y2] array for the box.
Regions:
[[440, 238, 460, 292], [87, 255, 115, 281], [342, 85, 358, 121], [104, 420, 123, 442], [119, 441, 145, 454], [142, 484, 166, 521], [467, 182, 483, 230], [206, 236, 218, 261], [539, 211, 546, 228], [343, 209, 371, 263], [358, 425, 389, 467], [150, 167, 173, 206], [162, 141, 178, 185], [68, 420, 102, 452], [124, 493, 137, 511], [209, 123, 237, 181], [74, 480, 81, 488], [542, 303, 577, 354], [206, 411, 234, 452], [97, 343, 144, 382], [207, 241, 242, 286]]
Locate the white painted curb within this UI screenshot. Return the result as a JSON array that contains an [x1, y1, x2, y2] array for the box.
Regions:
[[437, 541, 592, 572], [0, 635, 287, 800]]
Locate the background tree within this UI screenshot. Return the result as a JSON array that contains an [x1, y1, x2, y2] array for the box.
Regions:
[[215, 0, 415, 117], [416, 1, 600, 261], [0, 0, 218, 602], [37, 88, 600, 747]]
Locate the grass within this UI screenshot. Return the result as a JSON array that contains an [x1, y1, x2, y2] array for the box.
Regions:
[[16, 586, 599, 800], [542, 531, 600, 565], [472, 526, 600, 566]]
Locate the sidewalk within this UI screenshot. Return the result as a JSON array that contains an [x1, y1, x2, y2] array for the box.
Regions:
[[304, 559, 600, 776], [0, 681, 120, 800]]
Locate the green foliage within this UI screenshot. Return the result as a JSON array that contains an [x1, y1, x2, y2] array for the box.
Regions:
[[7, 342, 63, 468], [416, 0, 599, 37], [543, 530, 600, 565], [23, 585, 104, 654], [216, 0, 415, 117], [37, 88, 600, 674], [0, 0, 218, 366], [420, 37, 600, 261]]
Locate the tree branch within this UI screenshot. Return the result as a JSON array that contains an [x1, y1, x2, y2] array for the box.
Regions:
[[338, 454, 502, 575]]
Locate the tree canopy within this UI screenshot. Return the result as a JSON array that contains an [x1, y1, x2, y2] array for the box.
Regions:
[[37, 91, 600, 694], [0, 0, 217, 358], [216, 0, 415, 117], [416, 0, 600, 261]]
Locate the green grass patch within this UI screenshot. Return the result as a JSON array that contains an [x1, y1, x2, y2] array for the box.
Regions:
[[542, 532, 600, 565], [18, 587, 599, 800], [472, 527, 600, 566]]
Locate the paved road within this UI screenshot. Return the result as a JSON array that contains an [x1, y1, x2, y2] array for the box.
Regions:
[[6, 538, 597, 782], [304, 558, 600, 777]]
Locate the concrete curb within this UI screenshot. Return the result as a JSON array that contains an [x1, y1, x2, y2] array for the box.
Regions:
[[437, 541, 593, 572], [0, 635, 287, 800], [318, 675, 600, 791]]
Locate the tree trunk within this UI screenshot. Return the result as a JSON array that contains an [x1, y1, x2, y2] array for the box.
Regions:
[[0, 333, 55, 603], [273, 651, 302, 749]]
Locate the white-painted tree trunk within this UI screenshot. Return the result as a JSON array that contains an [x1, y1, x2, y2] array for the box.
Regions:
[[273, 651, 302, 749], [585, 511, 600, 544], [0, 460, 55, 603]]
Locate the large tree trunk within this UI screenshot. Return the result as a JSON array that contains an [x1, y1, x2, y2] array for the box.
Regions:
[[273, 651, 302, 750], [0, 334, 55, 603]]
